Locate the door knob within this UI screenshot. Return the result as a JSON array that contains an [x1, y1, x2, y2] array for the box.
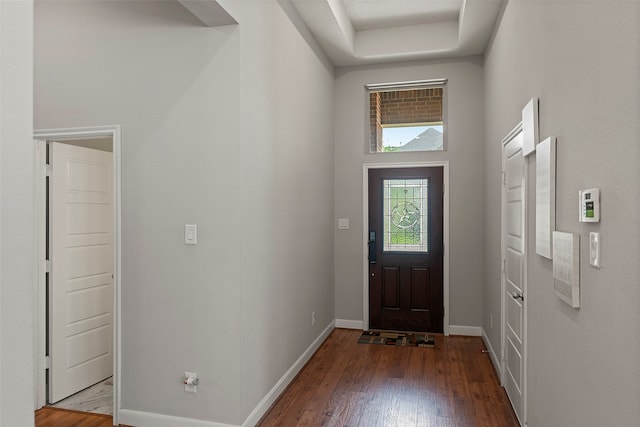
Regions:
[[510, 292, 524, 301]]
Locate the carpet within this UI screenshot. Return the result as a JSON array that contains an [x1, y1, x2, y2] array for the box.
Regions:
[[358, 330, 435, 347]]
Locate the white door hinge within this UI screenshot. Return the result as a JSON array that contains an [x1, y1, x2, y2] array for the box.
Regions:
[[44, 259, 51, 273], [502, 258, 506, 273], [502, 170, 507, 185], [45, 356, 51, 370], [44, 164, 51, 177]]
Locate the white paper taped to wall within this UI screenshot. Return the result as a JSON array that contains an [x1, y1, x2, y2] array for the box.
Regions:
[[552, 231, 580, 308]]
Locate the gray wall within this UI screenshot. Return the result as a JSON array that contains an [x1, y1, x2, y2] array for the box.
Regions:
[[483, 1, 640, 426], [333, 58, 485, 328], [0, 1, 35, 426], [35, 1, 334, 424], [220, 0, 336, 420]]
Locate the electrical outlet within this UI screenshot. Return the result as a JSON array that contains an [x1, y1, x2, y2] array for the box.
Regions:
[[311, 312, 316, 326], [184, 372, 198, 393]]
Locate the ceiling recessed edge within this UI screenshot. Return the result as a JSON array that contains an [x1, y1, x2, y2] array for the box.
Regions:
[[177, 0, 237, 27]]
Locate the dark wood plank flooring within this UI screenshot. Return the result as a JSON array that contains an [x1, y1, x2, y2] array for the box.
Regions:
[[258, 328, 518, 427], [35, 329, 518, 427], [35, 407, 130, 427]]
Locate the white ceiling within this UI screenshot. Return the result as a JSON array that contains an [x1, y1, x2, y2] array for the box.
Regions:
[[289, 0, 503, 67], [343, 0, 462, 31], [178, 0, 503, 68]]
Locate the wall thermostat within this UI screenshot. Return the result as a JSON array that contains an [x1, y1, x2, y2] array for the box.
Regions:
[[579, 188, 600, 222]]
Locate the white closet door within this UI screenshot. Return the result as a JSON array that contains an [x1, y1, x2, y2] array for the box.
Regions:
[[503, 131, 526, 425], [49, 142, 113, 403]]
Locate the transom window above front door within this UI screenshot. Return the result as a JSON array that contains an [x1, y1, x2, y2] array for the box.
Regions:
[[367, 79, 447, 153]]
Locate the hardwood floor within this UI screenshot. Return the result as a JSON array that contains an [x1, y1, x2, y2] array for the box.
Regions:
[[35, 329, 518, 427], [258, 329, 519, 427], [35, 407, 131, 427]]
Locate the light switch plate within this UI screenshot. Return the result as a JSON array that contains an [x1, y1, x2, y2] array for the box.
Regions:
[[338, 218, 349, 230], [185, 224, 197, 245], [590, 232, 600, 268]]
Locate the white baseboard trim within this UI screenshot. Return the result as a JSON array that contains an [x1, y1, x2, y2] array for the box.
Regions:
[[334, 319, 364, 330], [449, 325, 482, 336], [241, 320, 335, 427], [481, 328, 502, 383], [119, 409, 237, 427]]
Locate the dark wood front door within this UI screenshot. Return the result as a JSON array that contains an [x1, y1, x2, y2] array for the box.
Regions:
[[368, 167, 444, 333]]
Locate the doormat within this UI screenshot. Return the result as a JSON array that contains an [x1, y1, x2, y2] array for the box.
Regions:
[[358, 330, 435, 347]]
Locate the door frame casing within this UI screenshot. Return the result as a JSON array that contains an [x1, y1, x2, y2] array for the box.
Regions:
[[33, 126, 122, 426], [362, 161, 450, 335], [500, 123, 528, 425]]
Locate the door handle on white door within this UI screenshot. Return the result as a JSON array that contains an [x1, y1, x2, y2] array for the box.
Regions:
[[511, 292, 524, 301]]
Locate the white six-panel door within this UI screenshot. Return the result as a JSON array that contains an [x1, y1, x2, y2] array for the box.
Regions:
[[49, 142, 113, 403], [502, 129, 526, 425]]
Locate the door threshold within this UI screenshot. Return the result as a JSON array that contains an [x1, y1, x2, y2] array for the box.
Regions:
[[367, 328, 443, 335]]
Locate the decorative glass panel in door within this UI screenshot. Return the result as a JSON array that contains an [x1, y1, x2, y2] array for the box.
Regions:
[[383, 179, 429, 252]]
